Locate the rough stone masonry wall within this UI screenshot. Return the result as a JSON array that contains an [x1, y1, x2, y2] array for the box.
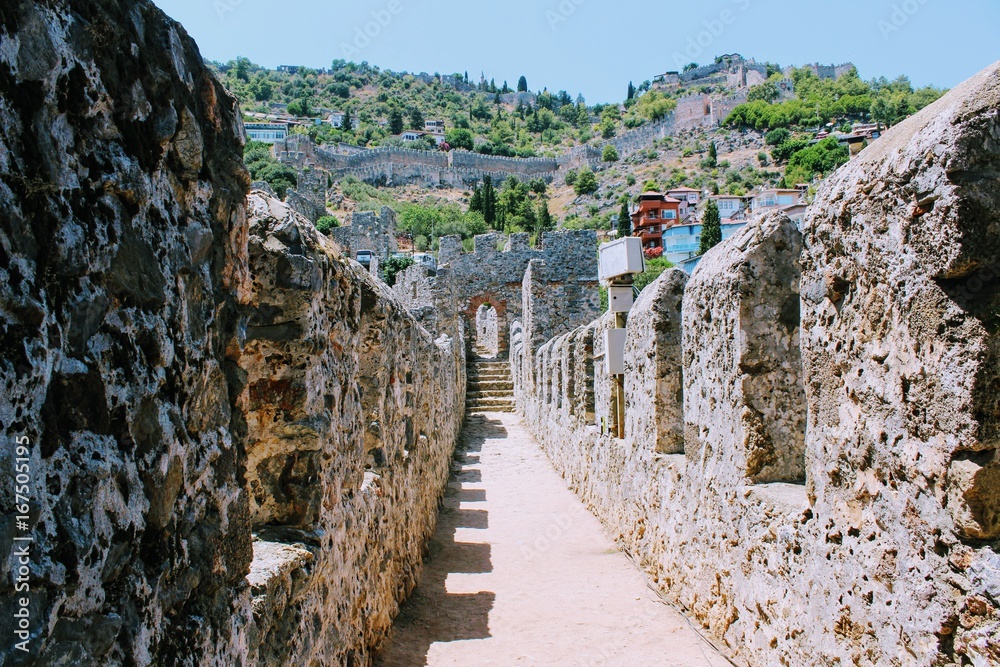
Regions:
[[238, 193, 465, 666], [0, 2, 465, 665], [512, 63, 1000, 667], [0, 2, 253, 664]]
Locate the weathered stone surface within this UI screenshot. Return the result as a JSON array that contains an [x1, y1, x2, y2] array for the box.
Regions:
[[624, 269, 687, 454], [0, 1, 252, 664], [237, 192, 465, 666], [512, 63, 1000, 667], [683, 212, 806, 484], [800, 61, 1000, 665], [0, 3, 466, 665]]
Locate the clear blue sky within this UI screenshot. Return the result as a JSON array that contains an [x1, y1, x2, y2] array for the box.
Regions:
[[152, 0, 997, 102]]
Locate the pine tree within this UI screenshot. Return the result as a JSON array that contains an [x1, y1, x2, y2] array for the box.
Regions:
[[342, 109, 353, 132], [518, 75, 528, 93], [617, 202, 631, 238], [388, 108, 404, 135], [502, 80, 510, 94], [627, 81, 636, 100], [707, 141, 718, 167], [699, 199, 722, 255], [408, 107, 424, 130]]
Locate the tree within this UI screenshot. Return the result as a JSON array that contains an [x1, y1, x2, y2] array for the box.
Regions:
[[445, 128, 475, 151], [765, 128, 791, 146], [342, 109, 353, 132], [683, 62, 699, 72], [602, 144, 619, 162], [707, 141, 718, 167], [747, 81, 780, 104], [627, 81, 636, 100], [518, 75, 528, 92], [617, 202, 631, 238], [388, 108, 404, 134], [287, 97, 311, 117], [699, 199, 722, 255], [482, 176, 497, 228], [408, 106, 424, 130], [537, 201, 554, 233], [573, 168, 598, 196], [382, 255, 415, 287]]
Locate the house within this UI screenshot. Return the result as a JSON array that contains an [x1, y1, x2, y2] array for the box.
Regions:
[[399, 130, 447, 147], [662, 221, 749, 266], [780, 203, 808, 228], [630, 192, 681, 250], [424, 119, 446, 132], [750, 188, 804, 213], [329, 112, 345, 128], [666, 187, 702, 221], [702, 194, 748, 221], [245, 122, 289, 144]]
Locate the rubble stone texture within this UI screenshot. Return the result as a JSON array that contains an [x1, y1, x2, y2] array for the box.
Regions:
[[0, 2, 465, 665], [0, 1, 252, 664], [800, 61, 1000, 665], [513, 63, 1000, 667], [239, 193, 465, 666], [683, 212, 807, 484]]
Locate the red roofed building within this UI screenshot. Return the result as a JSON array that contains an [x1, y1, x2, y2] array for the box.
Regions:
[[630, 192, 681, 250]]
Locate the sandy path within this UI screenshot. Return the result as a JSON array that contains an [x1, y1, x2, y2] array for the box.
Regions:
[[375, 413, 731, 667]]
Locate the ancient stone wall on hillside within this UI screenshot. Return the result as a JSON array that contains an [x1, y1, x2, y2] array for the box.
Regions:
[[0, 3, 465, 665], [511, 64, 1000, 667]]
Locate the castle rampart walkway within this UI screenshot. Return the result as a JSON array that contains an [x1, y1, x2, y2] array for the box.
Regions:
[[375, 413, 729, 667]]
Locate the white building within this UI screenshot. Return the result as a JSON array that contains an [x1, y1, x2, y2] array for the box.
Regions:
[[245, 122, 289, 144], [328, 112, 345, 128]]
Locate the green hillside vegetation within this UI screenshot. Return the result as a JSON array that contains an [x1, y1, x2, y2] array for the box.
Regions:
[[725, 68, 945, 131], [211, 58, 678, 156]]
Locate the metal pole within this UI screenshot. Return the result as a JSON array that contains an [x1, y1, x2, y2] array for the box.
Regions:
[[614, 310, 626, 439]]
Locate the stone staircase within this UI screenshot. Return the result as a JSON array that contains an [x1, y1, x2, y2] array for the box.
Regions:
[[466, 358, 515, 413]]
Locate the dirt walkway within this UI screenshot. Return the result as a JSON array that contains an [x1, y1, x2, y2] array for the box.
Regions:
[[375, 413, 730, 667]]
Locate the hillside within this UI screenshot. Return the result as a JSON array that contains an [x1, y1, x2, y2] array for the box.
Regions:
[[219, 55, 947, 249]]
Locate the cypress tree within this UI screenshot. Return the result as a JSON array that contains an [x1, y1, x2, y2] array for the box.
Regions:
[[617, 201, 631, 238], [699, 199, 722, 255]]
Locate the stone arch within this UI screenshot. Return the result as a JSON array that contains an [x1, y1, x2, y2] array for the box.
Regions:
[[464, 293, 508, 359]]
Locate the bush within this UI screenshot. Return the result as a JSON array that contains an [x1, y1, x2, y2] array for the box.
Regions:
[[757, 151, 770, 167], [625, 174, 636, 186], [315, 216, 339, 233], [644, 246, 663, 259], [565, 169, 578, 186], [602, 145, 619, 162], [382, 255, 415, 287], [574, 168, 598, 195], [633, 256, 673, 293], [765, 128, 792, 146]]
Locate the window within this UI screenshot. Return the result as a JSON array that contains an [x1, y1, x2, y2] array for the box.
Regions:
[[664, 210, 677, 219]]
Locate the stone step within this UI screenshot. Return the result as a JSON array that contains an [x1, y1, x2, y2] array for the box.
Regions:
[[466, 406, 515, 413], [468, 361, 510, 369], [468, 381, 513, 392], [466, 390, 514, 399], [466, 400, 515, 411], [468, 372, 511, 382]]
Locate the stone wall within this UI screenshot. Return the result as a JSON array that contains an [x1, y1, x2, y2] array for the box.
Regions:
[[276, 135, 559, 188], [327, 206, 399, 262], [238, 193, 465, 666], [0, 2, 465, 664], [510, 63, 1000, 667], [434, 231, 601, 357]]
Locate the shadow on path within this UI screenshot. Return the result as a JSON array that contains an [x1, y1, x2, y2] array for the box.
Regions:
[[374, 415, 506, 666]]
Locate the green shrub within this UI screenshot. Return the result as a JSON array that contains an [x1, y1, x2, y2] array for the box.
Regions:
[[315, 216, 339, 233]]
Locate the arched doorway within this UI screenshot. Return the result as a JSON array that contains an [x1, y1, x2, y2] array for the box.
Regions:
[[464, 294, 507, 360], [475, 303, 499, 358]]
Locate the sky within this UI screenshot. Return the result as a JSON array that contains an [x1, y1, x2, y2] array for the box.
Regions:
[[152, 0, 998, 103]]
